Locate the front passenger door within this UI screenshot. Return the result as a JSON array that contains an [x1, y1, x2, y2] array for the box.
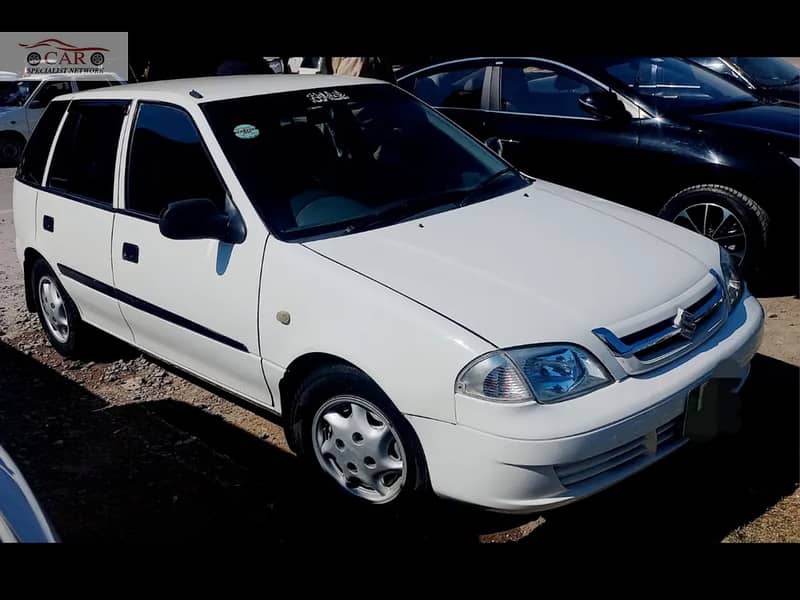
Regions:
[[482, 60, 640, 200], [399, 60, 494, 141], [112, 102, 272, 406]]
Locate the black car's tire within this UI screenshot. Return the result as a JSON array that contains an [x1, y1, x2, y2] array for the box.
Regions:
[[31, 259, 87, 358], [0, 133, 25, 165], [287, 362, 430, 508], [659, 184, 769, 277]]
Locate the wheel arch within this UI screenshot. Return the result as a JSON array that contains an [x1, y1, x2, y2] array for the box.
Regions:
[[23, 247, 48, 312]]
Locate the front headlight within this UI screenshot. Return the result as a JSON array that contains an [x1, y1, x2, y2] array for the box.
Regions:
[[456, 344, 612, 404], [719, 247, 743, 306]]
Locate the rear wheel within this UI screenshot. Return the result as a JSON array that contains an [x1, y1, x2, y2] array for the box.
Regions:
[[659, 184, 769, 277], [31, 259, 87, 358]]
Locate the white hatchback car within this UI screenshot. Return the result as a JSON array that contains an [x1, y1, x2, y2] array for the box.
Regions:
[[13, 75, 764, 512]]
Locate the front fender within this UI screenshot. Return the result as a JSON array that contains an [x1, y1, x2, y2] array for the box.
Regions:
[[258, 237, 494, 421]]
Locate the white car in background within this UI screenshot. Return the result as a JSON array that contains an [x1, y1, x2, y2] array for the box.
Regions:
[[13, 75, 764, 513], [0, 72, 123, 164]]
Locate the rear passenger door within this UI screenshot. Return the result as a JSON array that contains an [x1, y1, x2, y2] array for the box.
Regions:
[[35, 99, 134, 342], [111, 102, 271, 406], [398, 59, 494, 141]]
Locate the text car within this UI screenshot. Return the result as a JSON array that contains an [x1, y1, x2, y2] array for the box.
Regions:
[[14, 75, 764, 512]]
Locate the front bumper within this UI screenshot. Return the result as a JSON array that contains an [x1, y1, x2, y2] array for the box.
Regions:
[[408, 293, 764, 513]]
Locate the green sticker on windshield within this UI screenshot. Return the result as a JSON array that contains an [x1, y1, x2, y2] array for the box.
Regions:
[[234, 124, 259, 139]]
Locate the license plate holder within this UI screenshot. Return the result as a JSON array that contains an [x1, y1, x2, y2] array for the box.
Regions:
[[682, 379, 742, 441]]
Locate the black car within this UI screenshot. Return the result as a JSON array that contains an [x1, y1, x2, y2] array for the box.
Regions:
[[688, 57, 800, 105], [397, 56, 800, 277]]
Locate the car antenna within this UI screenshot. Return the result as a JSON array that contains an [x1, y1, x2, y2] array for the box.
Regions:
[[189, 89, 203, 99]]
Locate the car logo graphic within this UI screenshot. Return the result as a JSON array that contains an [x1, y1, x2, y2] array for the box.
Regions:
[[673, 307, 698, 339]]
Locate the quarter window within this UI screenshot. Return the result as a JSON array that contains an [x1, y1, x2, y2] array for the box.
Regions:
[[47, 100, 128, 204], [500, 64, 604, 117], [405, 66, 486, 109], [16, 100, 68, 186], [126, 103, 226, 218]]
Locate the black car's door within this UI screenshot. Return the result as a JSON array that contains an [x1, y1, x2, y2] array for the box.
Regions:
[[398, 59, 494, 141], [480, 58, 642, 201]]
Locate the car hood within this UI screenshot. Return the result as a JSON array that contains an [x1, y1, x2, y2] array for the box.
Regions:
[[687, 103, 800, 141], [305, 180, 719, 348]]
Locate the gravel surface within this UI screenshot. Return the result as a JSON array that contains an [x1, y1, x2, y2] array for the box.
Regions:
[[0, 167, 797, 542]]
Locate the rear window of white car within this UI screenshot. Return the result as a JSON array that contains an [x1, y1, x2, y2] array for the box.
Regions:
[[47, 100, 129, 205]]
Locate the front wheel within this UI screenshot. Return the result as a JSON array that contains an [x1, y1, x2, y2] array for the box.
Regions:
[[658, 184, 769, 278], [0, 133, 25, 166], [288, 363, 430, 507]]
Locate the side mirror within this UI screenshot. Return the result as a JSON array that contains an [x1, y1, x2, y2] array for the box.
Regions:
[[159, 198, 245, 244], [578, 91, 630, 121], [27, 99, 44, 110]]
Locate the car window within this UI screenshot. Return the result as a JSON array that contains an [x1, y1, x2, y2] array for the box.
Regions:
[[127, 103, 226, 218], [405, 66, 486, 109], [500, 64, 604, 117], [202, 84, 523, 241], [729, 57, 799, 88], [688, 57, 740, 79], [31, 82, 72, 107], [599, 57, 757, 114], [75, 80, 111, 91], [16, 100, 68, 186], [0, 80, 38, 107], [47, 100, 128, 204]]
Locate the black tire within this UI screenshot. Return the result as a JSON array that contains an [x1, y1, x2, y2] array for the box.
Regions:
[[0, 133, 25, 166], [286, 362, 430, 507], [31, 259, 87, 358], [658, 184, 769, 278]]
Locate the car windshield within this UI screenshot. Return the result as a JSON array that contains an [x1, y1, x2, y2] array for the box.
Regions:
[[202, 84, 525, 241], [0, 80, 38, 107], [730, 57, 799, 88], [592, 57, 760, 114]]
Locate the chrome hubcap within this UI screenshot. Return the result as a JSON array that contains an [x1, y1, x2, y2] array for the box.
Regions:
[[673, 202, 747, 265], [312, 396, 406, 504], [39, 276, 69, 344]]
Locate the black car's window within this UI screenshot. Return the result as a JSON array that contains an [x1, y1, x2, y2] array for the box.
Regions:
[[75, 80, 111, 91], [600, 57, 757, 113], [127, 103, 226, 218], [404, 66, 486, 109], [47, 100, 128, 204], [202, 84, 523, 241], [16, 100, 68, 186], [500, 64, 604, 117], [31, 81, 72, 107]]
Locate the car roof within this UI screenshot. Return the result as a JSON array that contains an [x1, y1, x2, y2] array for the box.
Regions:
[[19, 71, 124, 82], [52, 74, 380, 106]]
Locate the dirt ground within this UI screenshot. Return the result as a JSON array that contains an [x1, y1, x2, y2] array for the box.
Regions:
[[0, 166, 797, 543]]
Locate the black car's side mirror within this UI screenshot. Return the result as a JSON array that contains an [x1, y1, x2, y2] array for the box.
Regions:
[[159, 198, 245, 244], [485, 136, 504, 156], [578, 91, 631, 121]]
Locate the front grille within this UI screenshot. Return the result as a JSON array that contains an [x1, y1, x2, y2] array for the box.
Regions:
[[592, 270, 728, 375], [554, 417, 684, 488]]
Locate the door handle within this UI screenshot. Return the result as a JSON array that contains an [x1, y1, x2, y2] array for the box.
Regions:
[[43, 215, 54, 232], [122, 243, 139, 264]]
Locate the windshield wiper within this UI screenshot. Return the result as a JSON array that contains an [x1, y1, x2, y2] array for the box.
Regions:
[[459, 167, 517, 207], [342, 189, 468, 235]]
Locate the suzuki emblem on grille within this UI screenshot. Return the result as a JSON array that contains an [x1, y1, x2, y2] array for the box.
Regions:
[[673, 307, 697, 339]]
